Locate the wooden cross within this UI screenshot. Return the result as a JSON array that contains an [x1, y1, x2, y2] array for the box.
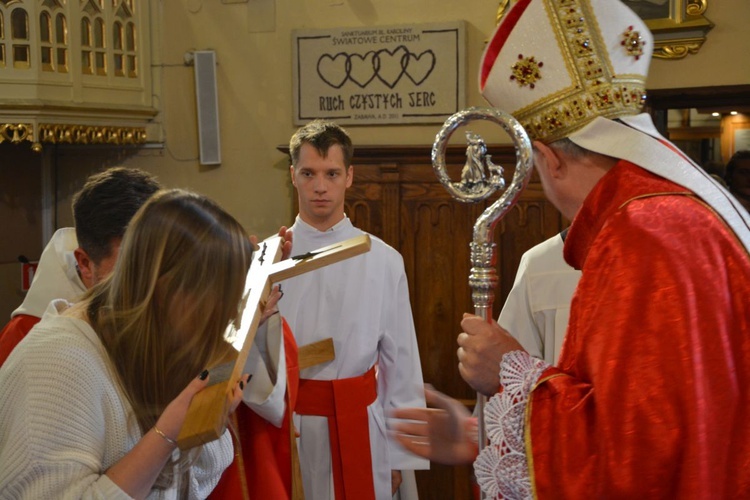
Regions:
[[177, 233, 371, 449]]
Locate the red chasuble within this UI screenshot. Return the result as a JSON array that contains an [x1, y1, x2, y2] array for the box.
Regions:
[[210, 318, 300, 500], [527, 161, 750, 497]]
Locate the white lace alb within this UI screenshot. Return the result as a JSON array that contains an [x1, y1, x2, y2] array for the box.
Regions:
[[474, 350, 549, 499]]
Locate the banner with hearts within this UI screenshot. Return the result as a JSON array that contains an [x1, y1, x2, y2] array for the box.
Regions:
[[293, 22, 465, 125]]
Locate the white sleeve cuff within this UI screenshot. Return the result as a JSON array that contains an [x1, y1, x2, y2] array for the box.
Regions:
[[241, 314, 288, 427], [474, 350, 549, 500]]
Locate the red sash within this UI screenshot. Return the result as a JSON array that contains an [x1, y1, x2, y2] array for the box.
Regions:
[[296, 366, 377, 500]]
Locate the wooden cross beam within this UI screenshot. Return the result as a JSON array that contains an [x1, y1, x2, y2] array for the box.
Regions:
[[177, 233, 371, 449]]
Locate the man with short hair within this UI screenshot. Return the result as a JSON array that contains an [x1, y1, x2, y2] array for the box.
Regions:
[[280, 119, 428, 499], [0, 167, 160, 365], [393, 0, 750, 497]]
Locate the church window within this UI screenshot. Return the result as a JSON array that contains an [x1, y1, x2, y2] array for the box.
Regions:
[[55, 13, 67, 72], [11, 8, 29, 69], [81, 16, 92, 74], [0, 11, 5, 68]]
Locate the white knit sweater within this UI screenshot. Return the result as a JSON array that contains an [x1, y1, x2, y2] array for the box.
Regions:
[[0, 300, 233, 499]]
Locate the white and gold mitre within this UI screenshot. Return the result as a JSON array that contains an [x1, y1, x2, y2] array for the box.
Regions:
[[479, 0, 653, 143]]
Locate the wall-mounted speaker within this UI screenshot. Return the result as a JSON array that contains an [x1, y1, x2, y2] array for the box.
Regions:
[[193, 50, 221, 165]]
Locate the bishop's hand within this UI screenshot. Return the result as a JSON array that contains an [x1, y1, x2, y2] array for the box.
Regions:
[[457, 314, 525, 397]]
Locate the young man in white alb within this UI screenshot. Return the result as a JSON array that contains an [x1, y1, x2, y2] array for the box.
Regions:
[[280, 119, 428, 500]]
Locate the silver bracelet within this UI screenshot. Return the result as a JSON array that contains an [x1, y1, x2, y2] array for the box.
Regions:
[[153, 426, 178, 448]]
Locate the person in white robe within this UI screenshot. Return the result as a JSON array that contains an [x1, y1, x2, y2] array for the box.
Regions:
[[9, 227, 86, 319], [497, 230, 581, 365], [280, 119, 429, 500]]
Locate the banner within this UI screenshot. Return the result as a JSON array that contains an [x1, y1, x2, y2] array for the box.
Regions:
[[292, 22, 465, 125]]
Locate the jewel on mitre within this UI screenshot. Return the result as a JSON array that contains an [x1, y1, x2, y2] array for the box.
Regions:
[[621, 25, 646, 61], [509, 54, 544, 89]]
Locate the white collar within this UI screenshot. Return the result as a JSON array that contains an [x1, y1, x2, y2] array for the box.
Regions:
[[294, 214, 352, 234]]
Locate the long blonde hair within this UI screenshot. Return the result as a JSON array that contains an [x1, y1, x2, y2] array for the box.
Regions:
[[85, 189, 253, 436]]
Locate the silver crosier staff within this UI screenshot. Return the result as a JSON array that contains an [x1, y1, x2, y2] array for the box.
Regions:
[[431, 107, 534, 492]]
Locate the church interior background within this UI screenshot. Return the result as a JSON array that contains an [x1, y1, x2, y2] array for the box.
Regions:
[[1, 0, 748, 496]]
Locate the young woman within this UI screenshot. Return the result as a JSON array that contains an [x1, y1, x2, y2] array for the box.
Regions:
[[0, 189, 257, 498]]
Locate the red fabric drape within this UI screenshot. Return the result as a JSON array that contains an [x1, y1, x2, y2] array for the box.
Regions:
[[526, 162, 750, 498], [210, 317, 299, 499], [0, 314, 41, 366]]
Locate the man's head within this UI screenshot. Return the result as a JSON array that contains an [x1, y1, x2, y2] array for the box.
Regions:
[[85, 189, 254, 438], [725, 150, 750, 203], [72, 167, 161, 288], [289, 120, 354, 231], [479, 0, 653, 217], [531, 138, 618, 220]]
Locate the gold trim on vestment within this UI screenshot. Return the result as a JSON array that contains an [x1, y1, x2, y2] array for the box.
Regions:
[[617, 191, 694, 210], [514, 0, 647, 143]]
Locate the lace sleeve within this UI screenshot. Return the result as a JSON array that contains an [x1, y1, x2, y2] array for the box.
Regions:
[[473, 350, 550, 499]]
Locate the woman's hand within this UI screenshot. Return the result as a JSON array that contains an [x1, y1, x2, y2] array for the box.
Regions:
[[106, 369, 248, 497], [154, 370, 211, 442], [250, 226, 291, 326], [260, 285, 283, 325], [156, 370, 250, 440]]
